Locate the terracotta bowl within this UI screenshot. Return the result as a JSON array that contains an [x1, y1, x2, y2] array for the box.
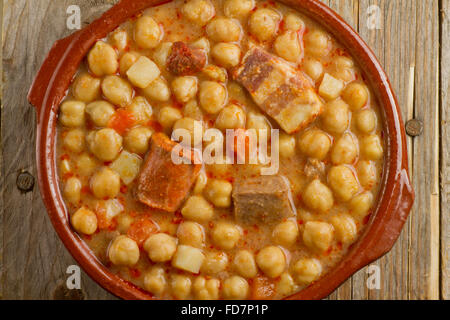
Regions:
[[28, 0, 414, 300]]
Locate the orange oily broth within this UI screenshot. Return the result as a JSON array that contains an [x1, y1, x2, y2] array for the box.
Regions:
[[56, 0, 384, 300]]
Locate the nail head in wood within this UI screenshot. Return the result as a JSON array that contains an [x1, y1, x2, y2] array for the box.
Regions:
[[16, 171, 35, 192], [405, 119, 423, 137]]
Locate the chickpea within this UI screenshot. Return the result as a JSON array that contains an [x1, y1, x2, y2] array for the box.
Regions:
[[304, 29, 330, 57], [73, 73, 101, 103], [357, 161, 376, 189], [101, 75, 133, 107], [350, 191, 374, 219], [303, 58, 324, 82], [193, 171, 208, 194], [87, 41, 118, 77], [143, 267, 166, 296], [330, 214, 357, 244], [303, 179, 334, 213], [119, 51, 140, 75], [60, 101, 85, 127], [331, 56, 356, 82], [277, 273, 298, 296], [124, 127, 153, 154], [191, 37, 210, 53], [87, 128, 123, 161], [256, 246, 286, 278], [249, 8, 280, 42], [355, 109, 377, 133], [144, 233, 177, 262], [224, 0, 254, 18], [273, 220, 299, 247], [173, 117, 204, 147], [158, 106, 183, 131], [321, 99, 349, 134], [143, 77, 171, 102], [274, 31, 302, 63], [182, 0, 215, 26], [298, 129, 331, 160], [233, 250, 258, 278], [108, 235, 139, 266], [60, 159, 71, 176], [211, 222, 241, 250], [246, 112, 271, 140], [207, 18, 242, 42], [126, 96, 153, 124], [64, 177, 82, 204], [279, 133, 296, 158], [291, 258, 322, 284], [342, 82, 369, 111], [90, 167, 121, 199], [86, 101, 116, 127], [76, 153, 98, 176], [328, 165, 359, 202], [170, 275, 192, 300], [204, 179, 232, 208], [110, 29, 129, 53], [284, 13, 305, 31], [199, 81, 227, 114], [71, 207, 98, 235], [361, 135, 383, 160], [331, 133, 358, 165], [222, 276, 249, 300], [177, 221, 205, 248], [153, 42, 173, 67], [211, 43, 241, 68], [193, 277, 220, 300], [63, 129, 85, 153], [117, 213, 133, 234], [181, 195, 214, 222], [134, 16, 162, 49], [172, 76, 198, 103], [302, 221, 334, 253], [206, 155, 232, 177], [201, 251, 229, 274]]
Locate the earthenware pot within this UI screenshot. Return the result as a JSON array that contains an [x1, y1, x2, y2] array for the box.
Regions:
[[28, 0, 414, 300]]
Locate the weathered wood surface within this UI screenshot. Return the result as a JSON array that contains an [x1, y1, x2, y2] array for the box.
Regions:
[[0, 0, 447, 300]]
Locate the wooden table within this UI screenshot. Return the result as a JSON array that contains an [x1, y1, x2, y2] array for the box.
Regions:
[[0, 0, 448, 300]]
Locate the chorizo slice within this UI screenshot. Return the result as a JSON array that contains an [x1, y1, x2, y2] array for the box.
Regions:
[[167, 41, 207, 76], [135, 132, 201, 212], [233, 47, 323, 134]]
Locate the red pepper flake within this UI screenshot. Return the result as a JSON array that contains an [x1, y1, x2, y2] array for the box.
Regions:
[[108, 109, 136, 135], [324, 246, 333, 256], [81, 186, 91, 194], [63, 172, 74, 180], [60, 154, 70, 161], [120, 185, 128, 194], [129, 268, 141, 278], [298, 219, 304, 225]]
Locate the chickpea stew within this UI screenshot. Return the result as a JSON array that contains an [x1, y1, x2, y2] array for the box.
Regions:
[[57, 0, 384, 300]]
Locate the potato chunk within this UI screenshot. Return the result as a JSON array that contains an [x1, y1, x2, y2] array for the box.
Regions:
[[172, 245, 205, 273], [126, 56, 160, 89], [109, 151, 143, 185]]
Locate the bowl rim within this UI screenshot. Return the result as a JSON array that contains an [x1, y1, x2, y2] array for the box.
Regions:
[[28, 0, 414, 300]]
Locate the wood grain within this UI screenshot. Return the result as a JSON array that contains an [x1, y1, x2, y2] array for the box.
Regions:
[[440, 0, 449, 301], [0, 0, 447, 300]]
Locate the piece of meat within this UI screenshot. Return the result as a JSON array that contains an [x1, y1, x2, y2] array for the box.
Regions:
[[135, 133, 201, 212], [232, 47, 323, 134], [232, 175, 296, 225], [167, 41, 207, 76]]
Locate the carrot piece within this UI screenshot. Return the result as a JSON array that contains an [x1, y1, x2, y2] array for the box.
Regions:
[[108, 109, 135, 135], [251, 277, 275, 300], [127, 217, 158, 247]]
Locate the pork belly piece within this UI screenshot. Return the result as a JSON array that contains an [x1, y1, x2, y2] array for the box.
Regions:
[[232, 175, 295, 225], [167, 41, 207, 76], [233, 47, 323, 134], [135, 132, 201, 212]]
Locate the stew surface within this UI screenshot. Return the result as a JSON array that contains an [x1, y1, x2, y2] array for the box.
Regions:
[[57, 0, 384, 300]]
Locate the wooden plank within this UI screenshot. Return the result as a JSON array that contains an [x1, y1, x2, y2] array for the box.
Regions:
[[1, 0, 116, 299], [408, 0, 441, 300], [324, 0, 360, 301], [440, 0, 450, 301], [0, 0, 4, 300]]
